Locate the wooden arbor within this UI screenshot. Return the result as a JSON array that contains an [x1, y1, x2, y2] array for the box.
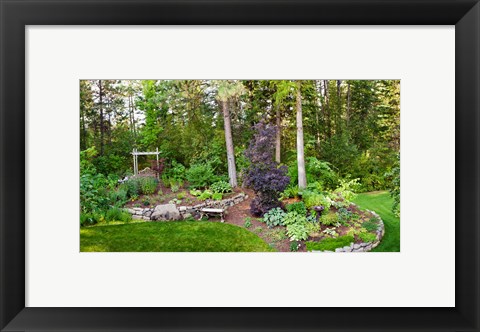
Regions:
[[131, 148, 161, 176]]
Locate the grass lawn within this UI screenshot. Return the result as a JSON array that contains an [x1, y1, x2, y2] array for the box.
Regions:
[[352, 191, 400, 252], [80, 221, 274, 252]]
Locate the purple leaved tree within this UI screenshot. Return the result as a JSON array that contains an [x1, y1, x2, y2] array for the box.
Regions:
[[244, 120, 290, 216]]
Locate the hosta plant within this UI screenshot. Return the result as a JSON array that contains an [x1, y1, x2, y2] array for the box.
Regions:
[[262, 207, 287, 228], [286, 223, 309, 241]]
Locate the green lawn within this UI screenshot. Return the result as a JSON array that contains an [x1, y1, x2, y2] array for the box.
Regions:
[[352, 191, 400, 252], [80, 221, 274, 252]]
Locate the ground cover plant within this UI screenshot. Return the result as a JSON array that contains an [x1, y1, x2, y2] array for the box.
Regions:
[[80, 79, 400, 252], [81, 221, 274, 252]]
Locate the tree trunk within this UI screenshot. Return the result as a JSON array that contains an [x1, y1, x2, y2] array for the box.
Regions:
[[275, 105, 281, 164], [324, 80, 331, 139], [296, 81, 307, 190], [80, 107, 87, 150], [222, 100, 238, 187], [99, 80, 104, 156], [347, 82, 351, 129]]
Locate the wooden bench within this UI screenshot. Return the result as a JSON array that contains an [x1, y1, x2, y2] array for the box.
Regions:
[[199, 208, 226, 222]]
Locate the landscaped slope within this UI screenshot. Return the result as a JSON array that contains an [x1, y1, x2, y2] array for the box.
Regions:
[[352, 191, 400, 252], [80, 221, 274, 252]]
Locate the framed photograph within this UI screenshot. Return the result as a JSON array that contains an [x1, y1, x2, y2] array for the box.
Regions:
[[1, 0, 478, 331]]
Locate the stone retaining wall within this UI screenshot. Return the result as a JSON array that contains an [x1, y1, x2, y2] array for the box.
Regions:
[[311, 206, 385, 253], [126, 193, 248, 221]]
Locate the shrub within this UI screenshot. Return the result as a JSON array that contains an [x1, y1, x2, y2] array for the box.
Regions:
[[244, 219, 252, 228], [139, 176, 158, 195], [284, 211, 307, 226], [189, 189, 202, 197], [346, 227, 363, 238], [142, 199, 150, 206], [198, 190, 212, 201], [385, 153, 400, 217], [320, 212, 339, 226], [336, 207, 359, 225], [334, 178, 360, 202], [80, 212, 98, 226], [362, 218, 379, 232], [186, 163, 215, 188], [177, 192, 186, 200], [210, 181, 232, 194], [280, 185, 299, 199], [212, 192, 223, 201], [171, 183, 180, 193], [286, 201, 307, 216], [262, 207, 287, 228], [359, 231, 377, 243], [306, 222, 321, 237], [122, 177, 140, 197], [286, 223, 309, 241], [303, 192, 332, 212], [290, 241, 300, 252], [164, 160, 186, 181], [109, 187, 128, 207], [306, 235, 354, 251], [243, 120, 290, 216], [105, 207, 131, 222], [322, 228, 338, 237]]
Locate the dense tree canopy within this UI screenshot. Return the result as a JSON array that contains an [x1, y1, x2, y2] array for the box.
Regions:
[[80, 79, 400, 193]]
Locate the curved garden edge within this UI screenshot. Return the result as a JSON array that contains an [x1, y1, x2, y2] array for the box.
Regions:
[[309, 204, 385, 253]]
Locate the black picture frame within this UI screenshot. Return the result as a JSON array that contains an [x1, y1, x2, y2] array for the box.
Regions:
[[1, 0, 478, 331]]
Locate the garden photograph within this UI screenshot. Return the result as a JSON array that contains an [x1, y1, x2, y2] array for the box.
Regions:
[[80, 79, 400, 252]]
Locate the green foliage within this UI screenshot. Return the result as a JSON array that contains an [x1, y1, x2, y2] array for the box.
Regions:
[[280, 185, 299, 199], [189, 189, 202, 197], [320, 212, 339, 226], [362, 217, 379, 232], [306, 236, 354, 251], [305, 157, 339, 190], [122, 178, 140, 198], [385, 153, 400, 217], [105, 207, 131, 222], [286, 201, 307, 216], [305, 222, 321, 236], [198, 190, 213, 201], [336, 207, 360, 225], [210, 181, 232, 194], [82, 221, 275, 252], [177, 192, 186, 200], [290, 241, 300, 252], [212, 192, 223, 201], [284, 211, 307, 226], [163, 160, 186, 181], [142, 199, 150, 206], [322, 228, 338, 237], [346, 227, 362, 238], [286, 222, 309, 241], [139, 176, 158, 195], [334, 178, 360, 202], [262, 207, 287, 228], [171, 183, 180, 193], [264, 228, 287, 242], [186, 163, 216, 188], [254, 226, 263, 234], [303, 192, 332, 212], [244, 219, 252, 228], [359, 231, 377, 243]]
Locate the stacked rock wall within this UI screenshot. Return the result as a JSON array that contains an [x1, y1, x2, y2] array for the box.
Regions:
[[310, 206, 385, 253], [126, 193, 248, 221]]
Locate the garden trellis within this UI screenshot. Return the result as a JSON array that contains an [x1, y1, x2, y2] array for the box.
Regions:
[[131, 148, 160, 175]]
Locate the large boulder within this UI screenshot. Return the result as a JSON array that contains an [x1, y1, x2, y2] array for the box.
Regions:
[[151, 204, 181, 221]]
